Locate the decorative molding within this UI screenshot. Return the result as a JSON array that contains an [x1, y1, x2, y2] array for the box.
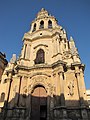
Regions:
[[62, 51, 72, 59], [34, 44, 48, 49], [52, 60, 66, 68], [30, 72, 51, 79]]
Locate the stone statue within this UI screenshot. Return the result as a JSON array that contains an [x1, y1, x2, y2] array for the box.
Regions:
[[68, 80, 74, 96]]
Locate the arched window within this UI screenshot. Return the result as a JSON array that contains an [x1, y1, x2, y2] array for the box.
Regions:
[[0, 92, 5, 102], [40, 21, 44, 29], [35, 49, 45, 64], [48, 20, 52, 28], [32, 23, 36, 32]]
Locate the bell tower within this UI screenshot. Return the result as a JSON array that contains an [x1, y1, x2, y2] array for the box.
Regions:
[[0, 8, 89, 120]]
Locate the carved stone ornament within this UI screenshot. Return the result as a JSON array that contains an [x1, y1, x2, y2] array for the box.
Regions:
[[23, 86, 27, 93], [63, 51, 72, 59], [32, 76, 47, 83], [47, 83, 56, 96], [28, 76, 48, 93], [70, 46, 79, 56], [68, 80, 74, 96], [22, 86, 27, 98], [28, 84, 33, 93], [56, 35, 60, 42]]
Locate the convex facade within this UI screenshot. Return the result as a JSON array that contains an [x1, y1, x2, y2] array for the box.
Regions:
[[0, 8, 90, 120]]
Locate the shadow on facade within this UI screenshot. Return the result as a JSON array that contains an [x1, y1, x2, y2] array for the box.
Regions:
[[0, 93, 90, 120]]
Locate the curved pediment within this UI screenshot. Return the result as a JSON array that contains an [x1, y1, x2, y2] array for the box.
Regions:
[[30, 72, 51, 79]]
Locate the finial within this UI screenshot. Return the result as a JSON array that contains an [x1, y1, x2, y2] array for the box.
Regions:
[[41, 8, 45, 11], [36, 8, 49, 19], [70, 36, 74, 41], [10, 54, 16, 64], [63, 29, 66, 34]]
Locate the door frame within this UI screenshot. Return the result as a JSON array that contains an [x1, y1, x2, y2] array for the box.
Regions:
[[30, 84, 50, 120]]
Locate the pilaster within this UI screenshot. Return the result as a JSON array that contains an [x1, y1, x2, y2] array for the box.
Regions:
[[21, 44, 26, 59], [58, 68, 65, 106], [75, 66, 84, 106], [25, 44, 31, 60]]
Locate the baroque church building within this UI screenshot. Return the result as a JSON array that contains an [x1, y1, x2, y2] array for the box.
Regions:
[[0, 8, 90, 120]]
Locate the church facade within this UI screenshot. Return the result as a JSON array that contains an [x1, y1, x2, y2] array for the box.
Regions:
[[0, 8, 90, 120]]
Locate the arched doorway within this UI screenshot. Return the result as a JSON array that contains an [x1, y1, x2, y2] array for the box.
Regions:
[[31, 85, 47, 120]]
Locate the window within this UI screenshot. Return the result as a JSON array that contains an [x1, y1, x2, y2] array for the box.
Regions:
[[35, 49, 45, 64], [40, 21, 44, 29], [48, 20, 52, 28], [0, 92, 5, 102], [32, 23, 36, 32]]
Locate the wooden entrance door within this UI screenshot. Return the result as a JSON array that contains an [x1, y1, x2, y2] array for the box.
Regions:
[[31, 85, 47, 120]]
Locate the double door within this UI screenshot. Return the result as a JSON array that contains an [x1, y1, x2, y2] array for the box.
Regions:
[[31, 86, 47, 120]]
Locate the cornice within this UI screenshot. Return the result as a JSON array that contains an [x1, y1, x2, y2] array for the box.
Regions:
[[16, 60, 67, 72], [34, 44, 48, 49], [72, 62, 85, 68], [23, 28, 63, 42], [30, 72, 51, 79], [52, 60, 66, 69], [16, 64, 52, 71]]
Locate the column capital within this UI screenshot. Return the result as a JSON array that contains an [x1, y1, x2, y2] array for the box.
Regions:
[[58, 71, 64, 75], [75, 71, 80, 78]]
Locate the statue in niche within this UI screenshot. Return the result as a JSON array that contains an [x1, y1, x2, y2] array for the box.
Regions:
[[68, 80, 74, 96]]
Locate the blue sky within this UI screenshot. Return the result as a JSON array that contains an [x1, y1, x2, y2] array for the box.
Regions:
[[0, 0, 90, 89]]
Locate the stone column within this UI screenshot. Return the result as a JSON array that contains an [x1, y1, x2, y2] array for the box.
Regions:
[[3, 72, 13, 119], [56, 38, 60, 53], [26, 81, 32, 119], [75, 66, 84, 105], [44, 20, 48, 29], [58, 65, 65, 106], [30, 23, 34, 32], [55, 39, 58, 55], [54, 73, 60, 106], [25, 44, 31, 60], [47, 89, 50, 120], [53, 39, 57, 56], [66, 40, 69, 51], [16, 76, 22, 106], [21, 44, 26, 59], [75, 66, 88, 120], [36, 21, 39, 30], [80, 68, 88, 103], [60, 40, 64, 54], [53, 65, 67, 120]]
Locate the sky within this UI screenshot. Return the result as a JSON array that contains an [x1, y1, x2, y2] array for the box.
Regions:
[[0, 0, 90, 89]]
